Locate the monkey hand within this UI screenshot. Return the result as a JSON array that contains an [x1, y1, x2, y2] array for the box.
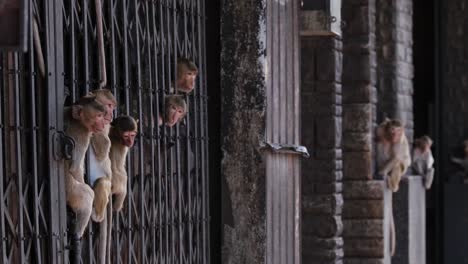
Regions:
[[92, 178, 112, 222]]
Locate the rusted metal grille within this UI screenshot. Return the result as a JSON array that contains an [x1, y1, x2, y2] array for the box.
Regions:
[[0, 0, 210, 263]]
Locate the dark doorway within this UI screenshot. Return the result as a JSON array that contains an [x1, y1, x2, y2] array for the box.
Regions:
[[413, 0, 440, 263]]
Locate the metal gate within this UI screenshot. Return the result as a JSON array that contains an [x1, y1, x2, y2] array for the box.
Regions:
[[0, 0, 210, 263]]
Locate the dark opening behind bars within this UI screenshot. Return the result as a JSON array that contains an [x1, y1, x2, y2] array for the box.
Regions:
[[0, 0, 210, 263]]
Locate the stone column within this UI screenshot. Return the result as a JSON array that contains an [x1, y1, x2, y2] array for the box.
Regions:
[[301, 38, 343, 264], [342, 0, 387, 263]]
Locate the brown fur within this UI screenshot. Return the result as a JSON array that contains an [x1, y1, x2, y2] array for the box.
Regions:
[[64, 96, 106, 237]]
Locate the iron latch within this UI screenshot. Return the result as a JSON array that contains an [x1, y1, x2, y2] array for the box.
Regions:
[[53, 131, 75, 161], [261, 142, 310, 158]]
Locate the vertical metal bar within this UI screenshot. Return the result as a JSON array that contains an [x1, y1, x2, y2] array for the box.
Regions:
[[133, 1, 145, 262], [44, 0, 67, 261], [13, 52, 26, 264], [145, 2, 160, 263], [122, 1, 132, 263], [29, 1, 42, 262], [70, 0, 76, 101], [0, 53, 7, 264]]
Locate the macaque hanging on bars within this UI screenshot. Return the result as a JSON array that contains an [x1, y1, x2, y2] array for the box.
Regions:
[[64, 95, 107, 238], [109, 115, 138, 211], [451, 140, 468, 183], [175, 58, 198, 94], [376, 118, 411, 192], [158, 95, 187, 127], [412, 136, 435, 189], [88, 89, 117, 223]]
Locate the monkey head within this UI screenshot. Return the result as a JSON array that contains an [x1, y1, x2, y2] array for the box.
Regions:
[[72, 95, 107, 133], [377, 118, 404, 144], [90, 89, 117, 125], [414, 136, 433, 154], [110, 115, 138, 147], [176, 58, 198, 94], [164, 95, 187, 127]]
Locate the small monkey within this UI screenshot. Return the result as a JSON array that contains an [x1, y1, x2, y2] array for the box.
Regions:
[[175, 58, 198, 94], [450, 140, 468, 183], [89, 89, 116, 223], [412, 136, 435, 189], [109, 115, 138, 211], [376, 118, 411, 192], [158, 95, 187, 127], [64, 95, 106, 238]]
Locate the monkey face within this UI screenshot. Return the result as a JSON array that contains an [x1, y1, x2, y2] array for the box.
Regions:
[[390, 127, 403, 143], [97, 97, 116, 124], [176, 70, 197, 93], [121, 131, 137, 147], [165, 105, 185, 127], [83, 111, 106, 133]]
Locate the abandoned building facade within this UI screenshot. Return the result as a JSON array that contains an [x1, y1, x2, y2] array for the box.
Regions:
[[0, 0, 467, 263]]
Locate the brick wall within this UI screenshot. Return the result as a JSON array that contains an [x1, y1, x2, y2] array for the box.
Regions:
[[301, 37, 344, 264], [341, 0, 387, 263]]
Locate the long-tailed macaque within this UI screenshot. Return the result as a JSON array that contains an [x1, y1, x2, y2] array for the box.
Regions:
[[64, 95, 107, 238], [376, 118, 411, 192], [451, 140, 468, 183], [158, 95, 187, 127], [175, 58, 198, 94], [376, 118, 411, 257], [412, 136, 435, 189], [110, 115, 138, 211], [88, 89, 116, 223]]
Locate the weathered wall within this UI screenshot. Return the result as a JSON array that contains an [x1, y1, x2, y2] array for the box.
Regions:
[[301, 37, 344, 263], [220, 1, 267, 263]]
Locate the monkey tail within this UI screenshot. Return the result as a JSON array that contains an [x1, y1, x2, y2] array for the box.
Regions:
[[390, 207, 396, 257], [95, 0, 107, 88], [98, 213, 108, 264], [98, 195, 113, 264]]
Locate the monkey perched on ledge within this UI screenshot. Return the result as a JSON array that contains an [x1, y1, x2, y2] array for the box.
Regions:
[[376, 118, 411, 192], [412, 136, 435, 189]]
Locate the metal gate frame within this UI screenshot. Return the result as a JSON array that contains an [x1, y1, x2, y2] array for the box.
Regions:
[[0, 0, 210, 263]]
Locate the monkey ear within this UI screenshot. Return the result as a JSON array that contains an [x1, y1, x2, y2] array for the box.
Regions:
[[135, 119, 139, 124], [71, 105, 83, 120], [383, 117, 390, 122]]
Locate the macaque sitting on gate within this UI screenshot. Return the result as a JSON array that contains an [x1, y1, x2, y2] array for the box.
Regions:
[[175, 57, 198, 94], [376, 118, 411, 192], [412, 136, 435, 189], [158, 95, 187, 127], [110, 115, 138, 212], [88, 89, 117, 223], [64, 95, 107, 238], [451, 140, 468, 183]]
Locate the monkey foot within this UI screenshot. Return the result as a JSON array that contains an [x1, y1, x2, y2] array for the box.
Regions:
[[91, 207, 105, 222]]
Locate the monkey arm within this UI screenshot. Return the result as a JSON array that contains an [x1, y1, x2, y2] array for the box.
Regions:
[[91, 131, 111, 162], [379, 156, 399, 176]]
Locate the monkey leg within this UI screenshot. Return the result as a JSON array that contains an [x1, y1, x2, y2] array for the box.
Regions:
[[387, 162, 404, 192], [92, 177, 112, 223], [67, 182, 94, 237], [112, 176, 127, 212], [424, 168, 435, 189]]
